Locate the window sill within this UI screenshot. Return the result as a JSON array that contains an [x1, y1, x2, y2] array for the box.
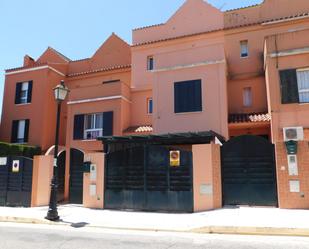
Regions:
[[240, 56, 249, 59], [175, 111, 203, 115], [299, 102, 309, 105], [81, 139, 99, 142], [15, 103, 31, 106]]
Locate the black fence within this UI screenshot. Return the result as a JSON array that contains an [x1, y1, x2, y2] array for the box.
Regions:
[[0, 156, 33, 207]]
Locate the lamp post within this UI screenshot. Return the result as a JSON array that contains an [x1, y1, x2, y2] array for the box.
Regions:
[[46, 80, 69, 221]]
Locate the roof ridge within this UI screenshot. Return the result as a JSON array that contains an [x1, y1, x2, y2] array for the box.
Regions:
[[47, 46, 71, 62]]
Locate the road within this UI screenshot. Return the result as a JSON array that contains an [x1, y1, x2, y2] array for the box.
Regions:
[[0, 222, 309, 249]]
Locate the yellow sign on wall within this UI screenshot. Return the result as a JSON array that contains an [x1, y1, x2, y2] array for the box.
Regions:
[[170, 150, 180, 167]]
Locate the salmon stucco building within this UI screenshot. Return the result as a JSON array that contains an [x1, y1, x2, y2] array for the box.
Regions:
[[1, 0, 309, 212]]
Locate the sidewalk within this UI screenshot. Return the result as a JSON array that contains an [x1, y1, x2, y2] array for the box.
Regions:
[[0, 205, 309, 236]]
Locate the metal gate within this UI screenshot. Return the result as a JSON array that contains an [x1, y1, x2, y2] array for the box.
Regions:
[[69, 149, 84, 204], [221, 135, 278, 206], [0, 156, 33, 207], [105, 145, 193, 212]]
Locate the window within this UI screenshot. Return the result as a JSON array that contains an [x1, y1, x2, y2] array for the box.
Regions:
[[279, 69, 309, 104], [174, 79, 202, 113], [147, 98, 153, 114], [147, 56, 154, 70], [84, 113, 103, 140], [240, 40, 249, 58], [73, 112, 113, 140], [243, 87, 252, 107], [296, 70, 309, 103], [15, 81, 33, 104], [11, 119, 29, 144]]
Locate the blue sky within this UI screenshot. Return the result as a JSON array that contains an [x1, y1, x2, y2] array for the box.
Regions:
[[0, 0, 262, 114]]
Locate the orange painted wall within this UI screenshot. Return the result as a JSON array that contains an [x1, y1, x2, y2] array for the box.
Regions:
[[83, 152, 104, 209], [31, 155, 53, 207], [192, 144, 222, 212], [0, 68, 66, 151]]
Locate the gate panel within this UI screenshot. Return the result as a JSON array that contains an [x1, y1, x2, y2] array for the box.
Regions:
[[69, 149, 84, 204], [0, 157, 9, 206], [221, 135, 278, 206], [6, 157, 33, 207], [105, 145, 193, 212]]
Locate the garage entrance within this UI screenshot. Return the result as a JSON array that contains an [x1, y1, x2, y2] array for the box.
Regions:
[[105, 145, 193, 212], [101, 131, 223, 213], [221, 135, 278, 206]]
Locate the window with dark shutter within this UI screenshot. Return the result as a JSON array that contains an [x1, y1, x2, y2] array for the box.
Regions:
[[103, 111, 113, 136], [279, 69, 299, 104], [15, 81, 32, 104], [73, 115, 85, 140], [174, 79, 202, 113]]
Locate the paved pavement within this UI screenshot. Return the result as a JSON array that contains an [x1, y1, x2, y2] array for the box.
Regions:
[[1, 205, 309, 236], [1, 222, 309, 249]]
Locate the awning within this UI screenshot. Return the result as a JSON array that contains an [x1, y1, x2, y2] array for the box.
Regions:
[[98, 130, 225, 146]]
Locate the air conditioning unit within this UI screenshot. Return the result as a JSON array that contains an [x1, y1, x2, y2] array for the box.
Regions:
[[283, 127, 304, 141]]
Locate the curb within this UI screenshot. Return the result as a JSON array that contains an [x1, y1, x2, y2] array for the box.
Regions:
[[191, 226, 309, 237], [1, 216, 309, 237]]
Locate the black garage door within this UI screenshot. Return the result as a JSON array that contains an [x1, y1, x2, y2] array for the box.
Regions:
[[105, 145, 193, 212], [221, 135, 278, 206]]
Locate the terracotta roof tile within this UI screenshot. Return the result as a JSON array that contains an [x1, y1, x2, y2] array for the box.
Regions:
[[133, 12, 309, 47], [67, 64, 131, 77], [124, 125, 153, 134], [5, 62, 48, 72], [229, 113, 271, 124]]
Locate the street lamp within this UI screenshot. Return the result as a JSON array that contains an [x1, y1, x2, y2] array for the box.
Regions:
[[46, 80, 69, 221]]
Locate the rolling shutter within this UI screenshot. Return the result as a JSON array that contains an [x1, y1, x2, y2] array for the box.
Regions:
[[103, 111, 113, 136], [15, 83, 22, 104], [11, 120, 19, 143], [73, 115, 85, 140], [279, 69, 299, 104], [174, 79, 202, 113]]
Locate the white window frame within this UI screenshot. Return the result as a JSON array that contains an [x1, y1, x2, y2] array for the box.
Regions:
[[84, 113, 103, 140], [17, 120, 26, 144], [243, 87, 252, 107], [240, 40, 249, 58], [147, 98, 153, 114], [20, 82, 29, 104], [296, 69, 309, 103]]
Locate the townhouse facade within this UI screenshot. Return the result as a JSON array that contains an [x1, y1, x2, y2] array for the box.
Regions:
[[1, 0, 309, 211]]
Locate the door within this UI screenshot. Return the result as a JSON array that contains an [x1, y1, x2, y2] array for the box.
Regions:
[[69, 149, 84, 204], [221, 135, 278, 206], [105, 145, 193, 212]]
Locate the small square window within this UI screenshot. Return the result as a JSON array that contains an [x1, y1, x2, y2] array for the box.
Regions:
[[240, 40, 249, 58], [147, 56, 154, 71], [147, 98, 153, 114], [243, 87, 252, 107]]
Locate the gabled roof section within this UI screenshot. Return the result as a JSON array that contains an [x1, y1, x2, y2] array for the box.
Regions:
[[90, 33, 131, 71], [37, 47, 71, 64], [133, 0, 223, 45]]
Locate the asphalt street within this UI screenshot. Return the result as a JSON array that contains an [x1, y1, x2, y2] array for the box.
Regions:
[[0, 222, 309, 249]]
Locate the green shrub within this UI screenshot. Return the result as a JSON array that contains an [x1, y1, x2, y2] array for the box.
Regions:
[[0, 142, 41, 158]]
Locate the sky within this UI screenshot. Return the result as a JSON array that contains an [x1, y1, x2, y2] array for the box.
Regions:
[[0, 0, 262, 115]]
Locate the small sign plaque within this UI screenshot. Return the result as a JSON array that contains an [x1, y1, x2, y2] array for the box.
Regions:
[[170, 150, 180, 167], [0, 157, 7, 166], [12, 160, 20, 173]]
